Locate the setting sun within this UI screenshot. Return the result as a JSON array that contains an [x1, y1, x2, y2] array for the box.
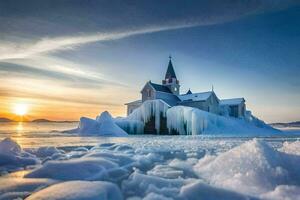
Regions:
[[13, 104, 28, 116]]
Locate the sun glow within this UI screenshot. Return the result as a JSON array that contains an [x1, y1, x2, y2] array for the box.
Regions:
[[13, 104, 28, 116]]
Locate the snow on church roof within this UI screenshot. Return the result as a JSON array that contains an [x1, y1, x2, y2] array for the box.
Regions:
[[220, 98, 245, 106], [178, 91, 213, 102]]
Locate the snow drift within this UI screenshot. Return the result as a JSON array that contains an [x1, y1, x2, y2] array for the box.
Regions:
[[194, 139, 300, 197]]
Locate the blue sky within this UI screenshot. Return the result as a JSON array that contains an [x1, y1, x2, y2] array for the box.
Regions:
[[0, 0, 299, 122]]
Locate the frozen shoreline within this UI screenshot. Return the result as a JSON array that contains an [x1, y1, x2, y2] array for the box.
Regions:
[[0, 135, 300, 200]]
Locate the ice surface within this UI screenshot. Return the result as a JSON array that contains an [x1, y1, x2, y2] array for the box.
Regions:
[[25, 181, 122, 200], [1, 137, 300, 199], [167, 106, 279, 135], [0, 138, 39, 173]]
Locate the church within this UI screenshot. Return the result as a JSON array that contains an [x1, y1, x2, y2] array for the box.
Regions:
[[126, 57, 246, 118]]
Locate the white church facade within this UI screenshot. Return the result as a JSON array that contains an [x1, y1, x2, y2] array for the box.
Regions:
[[126, 57, 246, 118]]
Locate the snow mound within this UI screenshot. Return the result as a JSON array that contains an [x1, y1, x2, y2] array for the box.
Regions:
[[25, 181, 122, 200], [179, 181, 257, 200], [167, 106, 279, 135], [69, 111, 128, 136], [0, 177, 55, 200], [25, 157, 118, 181], [260, 185, 300, 200], [0, 138, 40, 173], [279, 140, 300, 155], [122, 171, 184, 199], [194, 139, 300, 196]]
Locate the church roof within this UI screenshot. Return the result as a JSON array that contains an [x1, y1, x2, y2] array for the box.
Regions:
[[165, 59, 177, 79], [220, 98, 245, 106], [149, 82, 172, 93], [178, 91, 213, 102], [125, 100, 142, 105]]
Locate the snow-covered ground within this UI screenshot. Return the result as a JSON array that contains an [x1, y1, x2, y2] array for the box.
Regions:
[[0, 136, 300, 200]]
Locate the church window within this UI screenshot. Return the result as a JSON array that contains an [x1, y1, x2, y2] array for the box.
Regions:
[[147, 89, 151, 97]]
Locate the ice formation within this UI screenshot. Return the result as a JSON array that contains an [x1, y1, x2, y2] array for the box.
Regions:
[[0, 138, 39, 173], [0, 177, 55, 200], [69, 111, 128, 136], [66, 100, 279, 135], [194, 139, 300, 197], [166, 106, 278, 135], [126, 99, 170, 133], [26, 181, 122, 200], [114, 118, 144, 135], [0, 137, 300, 199]]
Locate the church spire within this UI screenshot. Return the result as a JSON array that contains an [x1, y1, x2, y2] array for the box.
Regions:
[[165, 55, 177, 79]]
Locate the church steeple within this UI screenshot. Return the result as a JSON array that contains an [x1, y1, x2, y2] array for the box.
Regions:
[[165, 56, 177, 79], [162, 56, 180, 95]]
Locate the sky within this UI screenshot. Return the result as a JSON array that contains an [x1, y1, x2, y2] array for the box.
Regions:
[[0, 0, 299, 123]]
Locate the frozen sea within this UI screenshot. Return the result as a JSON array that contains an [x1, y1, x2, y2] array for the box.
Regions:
[[0, 122, 300, 200]]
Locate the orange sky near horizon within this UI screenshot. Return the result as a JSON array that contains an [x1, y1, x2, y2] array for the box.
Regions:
[[0, 96, 128, 121], [0, 77, 136, 121]]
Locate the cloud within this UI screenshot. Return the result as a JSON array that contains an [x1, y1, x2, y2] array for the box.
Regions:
[[0, 0, 298, 61], [0, 23, 200, 60]]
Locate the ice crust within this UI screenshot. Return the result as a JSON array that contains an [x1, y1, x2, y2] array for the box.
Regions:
[[1, 137, 300, 200]]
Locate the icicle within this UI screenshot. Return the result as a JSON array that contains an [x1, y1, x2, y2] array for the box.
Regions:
[[125, 99, 170, 134]]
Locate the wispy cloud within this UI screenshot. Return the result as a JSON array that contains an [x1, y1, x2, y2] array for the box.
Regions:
[[0, 23, 200, 60]]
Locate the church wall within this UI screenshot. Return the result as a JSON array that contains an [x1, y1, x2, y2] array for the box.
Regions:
[[178, 96, 220, 114], [127, 104, 141, 116], [141, 84, 155, 102]]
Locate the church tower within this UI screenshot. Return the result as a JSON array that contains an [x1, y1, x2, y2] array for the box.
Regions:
[[162, 56, 180, 95]]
